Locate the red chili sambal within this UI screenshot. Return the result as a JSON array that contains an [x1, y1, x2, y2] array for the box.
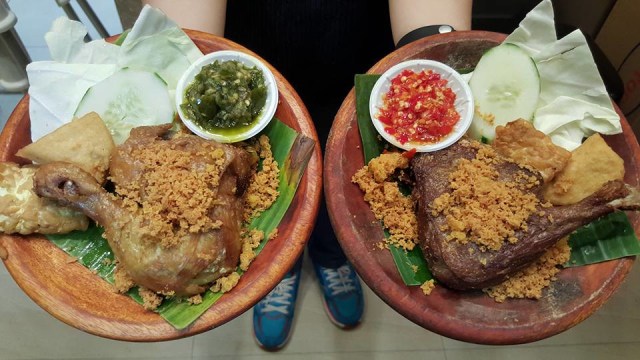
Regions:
[[377, 69, 460, 145]]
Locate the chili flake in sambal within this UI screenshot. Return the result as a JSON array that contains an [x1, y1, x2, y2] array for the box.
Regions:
[[377, 69, 460, 145]]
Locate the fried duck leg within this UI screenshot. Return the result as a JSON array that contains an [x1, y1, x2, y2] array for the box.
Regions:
[[412, 140, 640, 290]]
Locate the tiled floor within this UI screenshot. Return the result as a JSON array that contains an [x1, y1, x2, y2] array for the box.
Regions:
[[1, 1, 640, 359]]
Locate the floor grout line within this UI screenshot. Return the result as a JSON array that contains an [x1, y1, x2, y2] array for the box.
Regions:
[[441, 335, 450, 360]]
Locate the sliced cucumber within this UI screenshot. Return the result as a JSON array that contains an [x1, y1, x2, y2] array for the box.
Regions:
[[74, 68, 174, 144], [467, 43, 540, 142]]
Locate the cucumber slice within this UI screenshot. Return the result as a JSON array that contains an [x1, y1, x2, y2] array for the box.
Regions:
[[467, 43, 540, 142], [75, 68, 174, 144]]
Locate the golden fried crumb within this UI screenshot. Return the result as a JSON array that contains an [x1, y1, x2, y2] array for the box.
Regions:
[[188, 294, 203, 305], [431, 146, 544, 251], [113, 265, 135, 294], [352, 152, 417, 250], [484, 238, 571, 302], [243, 135, 280, 221], [138, 287, 163, 310], [112, 140, 227, 249], [245, 229, 264, 245], [239, 249, 255, 271], [475, 106, 495, 125], [210, 272, 241, 293], [268, 228, 278, 241], [369, 152, 409, 183], [420, 279, 436, 295], [239, 229, 264, 271], [101, 258, 113, 266]]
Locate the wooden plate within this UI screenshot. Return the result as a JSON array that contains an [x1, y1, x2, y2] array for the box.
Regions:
[[325, 31, 639, 345], [0, 30, 322, 341]]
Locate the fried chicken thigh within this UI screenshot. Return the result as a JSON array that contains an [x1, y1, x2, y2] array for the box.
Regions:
[[34, 125, 255, 296], [412, 139, 640, 290]]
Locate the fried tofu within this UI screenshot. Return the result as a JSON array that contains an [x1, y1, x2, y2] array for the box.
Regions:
[[16, 112, 114, 183], [543, 133, 625, 205]]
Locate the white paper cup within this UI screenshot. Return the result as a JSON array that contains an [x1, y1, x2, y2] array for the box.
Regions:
[[369, 59, 474, 152], [176, 50, 278, 143]]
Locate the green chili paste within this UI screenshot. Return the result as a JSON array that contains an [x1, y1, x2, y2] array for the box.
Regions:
[[181, 60, 268, 131]]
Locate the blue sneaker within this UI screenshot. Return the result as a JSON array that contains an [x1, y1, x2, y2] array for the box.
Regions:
[[253, 257, 303, 350], [313, 261, 364, 328]]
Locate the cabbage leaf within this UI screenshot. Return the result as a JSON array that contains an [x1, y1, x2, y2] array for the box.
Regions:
[[504, 0, 620, 151]]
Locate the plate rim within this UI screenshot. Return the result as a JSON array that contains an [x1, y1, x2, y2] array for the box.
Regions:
[[324, 30, 639, 345], [0, 29, 323, 342]]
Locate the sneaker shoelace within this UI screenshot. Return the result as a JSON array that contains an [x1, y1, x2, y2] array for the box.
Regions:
[[259, 274, 297, 315], [322, 265, 356, 296]]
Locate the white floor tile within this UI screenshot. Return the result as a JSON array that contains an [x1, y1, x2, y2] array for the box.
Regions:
[[193, 349, 446, 360], [442, 262, 640, 350], [445, 343, 640, 360], [0, 265, 194, 360], [192, 255, 444, 358]]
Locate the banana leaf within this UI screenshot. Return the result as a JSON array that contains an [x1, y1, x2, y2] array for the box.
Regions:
[[355, 74, 432, 286], [354, 75, 386, 164], [565, 211, 640, 267], [354, 73, 640, 285], [47, 118, 314, 329], [387, 231, 431, 285]]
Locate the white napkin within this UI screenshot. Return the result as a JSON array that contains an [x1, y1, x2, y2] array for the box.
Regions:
[[26, 5, 204, 142]]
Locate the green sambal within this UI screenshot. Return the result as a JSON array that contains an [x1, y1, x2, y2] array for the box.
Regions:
[[181, 60, 268, 131]]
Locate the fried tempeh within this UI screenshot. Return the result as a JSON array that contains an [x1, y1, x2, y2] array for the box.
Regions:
[[493, 119, 571, 183]]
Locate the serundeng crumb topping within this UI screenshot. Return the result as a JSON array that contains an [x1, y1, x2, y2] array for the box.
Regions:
[[352, 152, 417, 250], [431, 146, 544, 251]]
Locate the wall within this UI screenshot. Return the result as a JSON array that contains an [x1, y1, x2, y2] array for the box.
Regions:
[[595, 0, 640, 134]]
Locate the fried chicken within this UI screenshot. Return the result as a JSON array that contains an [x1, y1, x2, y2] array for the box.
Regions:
[[33, 125, 255, 296]]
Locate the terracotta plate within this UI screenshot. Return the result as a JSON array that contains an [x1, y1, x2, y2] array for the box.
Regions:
[[0, 30, 322, 341], [325, 31, 639, 345]]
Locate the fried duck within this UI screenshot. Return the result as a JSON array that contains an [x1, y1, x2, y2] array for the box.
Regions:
[[412, 139, 640, 290], [34, 125, 255, 296]]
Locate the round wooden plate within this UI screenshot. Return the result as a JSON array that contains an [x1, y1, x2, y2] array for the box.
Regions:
[[0, 30, 322, 341], [325, 31, 640, 345]]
